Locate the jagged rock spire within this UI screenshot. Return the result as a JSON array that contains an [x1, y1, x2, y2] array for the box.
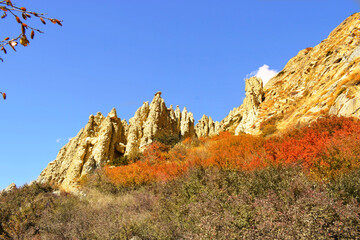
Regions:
[[38, 92, 203, 191], [37, 109, 127, 192], [195, 114, 221, 137]]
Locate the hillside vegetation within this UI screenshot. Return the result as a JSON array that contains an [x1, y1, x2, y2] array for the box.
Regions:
[[1, 116, 360, 239]]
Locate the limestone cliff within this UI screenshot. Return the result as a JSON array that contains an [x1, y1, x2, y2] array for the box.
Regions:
[[38, 92, 196, 191], [220, 77, 264, 135], [125, 92, 195, 155], [37, 109, 127, 191], [195, 115, 221, 137], [222, 13, 360, 135]]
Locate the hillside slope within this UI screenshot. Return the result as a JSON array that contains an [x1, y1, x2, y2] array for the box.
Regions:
[[223, 13, 360, 135], [38, 13, 360, 192]]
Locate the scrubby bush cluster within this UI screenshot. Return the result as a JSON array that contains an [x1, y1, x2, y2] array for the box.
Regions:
[[1, 116, 360, 239], [152, 167, 360, 239], [2, 167, 360, 239], [104, 116, 360, 188], [265, 116, 360, 180], [0, 183, 55, 239]]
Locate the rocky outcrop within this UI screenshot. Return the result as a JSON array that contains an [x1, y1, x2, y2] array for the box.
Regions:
[[195, 115, 221, 137], [329, 89, 360, 118], [222, 13, 360, 134], [0, 183, 16, 195], [125, 92, 195, 155], [220, 76, 264, 135], [38, 109, 127, 191], [234, 77, 264, 134], [180, 107, 196, 138], [38, 92, 197, 191], [38, 13, 360, 192]]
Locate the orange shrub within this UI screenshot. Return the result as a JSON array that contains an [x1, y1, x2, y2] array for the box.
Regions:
[[105, 116, 360, 187], [264, 116, 360, 179], [201, 132, 266, 171], [105, 161, 188, 186], [142, 142, 170, 164], [105, 141, 188, 186]]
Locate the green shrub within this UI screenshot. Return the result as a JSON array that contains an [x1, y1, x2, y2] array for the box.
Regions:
[[80, 168, 121, 195], [153, 133, 180, 147], [0, 182, 55, 239], [108, 155, 129, 167], [3, 165, 360, 239], [327, 169, 360, 203], [149, 166, 360, 239]]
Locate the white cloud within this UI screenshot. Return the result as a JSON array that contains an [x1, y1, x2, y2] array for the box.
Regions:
[[56, 137, 72, 143], [248, 64, 278, 85]]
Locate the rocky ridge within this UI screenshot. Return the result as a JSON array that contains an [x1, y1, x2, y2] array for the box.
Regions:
[[220, 76, 264, 135], [38, 92, 200, 191], [222, 13, 360, 135], [0, 183, 16, 195], [38, 13, 360, 192], [125, 92, 196, 155], [38, 108, 127, 191]]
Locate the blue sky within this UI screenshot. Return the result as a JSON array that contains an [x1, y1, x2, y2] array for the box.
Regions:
[[0, 0, 359, 189]]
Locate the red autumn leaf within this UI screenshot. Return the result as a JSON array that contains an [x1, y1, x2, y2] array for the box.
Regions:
[[15, 16, 21, 23]]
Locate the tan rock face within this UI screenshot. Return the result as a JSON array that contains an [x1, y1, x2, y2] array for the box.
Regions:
[[222, 13, 360, 134], [235, 77, 264, 134], [219, 77, 264, 135], [38, 93, 198, 191], [140, 92, 177, 149], [0, 183, 16, 195], [180, 107, 195, 139], [195, 115, 221, 137], [125, 92, 196, 155], [37, 109, 127, 192], [124, 101, 151, 156]]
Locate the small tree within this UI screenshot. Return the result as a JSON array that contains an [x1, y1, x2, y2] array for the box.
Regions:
[[0, 0, 62, 99]]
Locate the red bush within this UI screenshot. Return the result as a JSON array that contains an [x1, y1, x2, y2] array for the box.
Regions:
[[105, 116, 360, 187], [264, 116, 360, 179]]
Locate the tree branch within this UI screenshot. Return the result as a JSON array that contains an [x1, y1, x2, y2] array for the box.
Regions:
[[0, 0, 62, 61]]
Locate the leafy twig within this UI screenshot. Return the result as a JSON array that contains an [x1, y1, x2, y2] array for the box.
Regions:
[[0, 0, 62, 60]]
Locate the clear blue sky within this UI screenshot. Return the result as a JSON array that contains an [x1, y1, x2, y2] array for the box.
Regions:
[[0, 0, 359, 190]]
